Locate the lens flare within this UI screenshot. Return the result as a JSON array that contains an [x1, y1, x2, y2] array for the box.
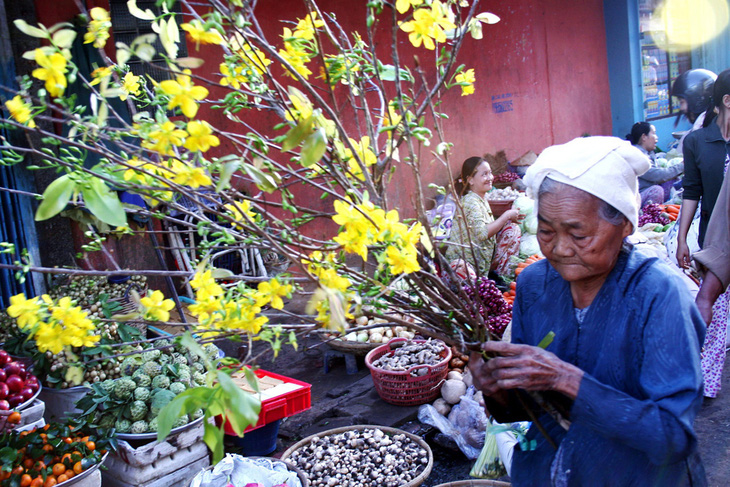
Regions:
[[651, 0, 729, 51]]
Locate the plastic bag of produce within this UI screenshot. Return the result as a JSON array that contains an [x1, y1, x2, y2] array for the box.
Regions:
[[189, 454, 303, 487], [469, 420, 507, 479], [664, 205, 700, 265], [513, 195, 537, 234], [418, 386, 487, 459]]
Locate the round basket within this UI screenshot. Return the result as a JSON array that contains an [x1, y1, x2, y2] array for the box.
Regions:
[[325, 336, 379, 357], [434, 481, 511, 487], [365, 338, 451, 406], [487, 199, 515, 218], [280, 424, 433, 487]]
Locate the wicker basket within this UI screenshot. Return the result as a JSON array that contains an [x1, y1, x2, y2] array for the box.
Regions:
[[325, 336, 379, 356], [280, 424, 433, 487], [487, 199, 515, 218], [434, 481, 511, 487], [365, 338, 451, 406]]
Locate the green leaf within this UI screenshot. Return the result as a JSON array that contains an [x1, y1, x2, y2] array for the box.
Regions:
[[203, 421, 225, 465], [127, 0, 156, 20], [210, 268, 234, 279], [52, 29, 77, 49], [215, 159, 241, 192], [180, 332, 212, 370], [35, 174, 76, 221], [14, 20, 48, 39], [281, 117, 314, 152], [81, 177, 127, 227], [378, 64, 413, 82], [241, 162, 279, 194], [242, 367, 260, 394], [300, 128, 327, 167], [217, 371, 261, 437]]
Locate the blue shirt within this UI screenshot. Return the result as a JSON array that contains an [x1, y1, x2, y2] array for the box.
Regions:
[[502, 247, 706, 486]]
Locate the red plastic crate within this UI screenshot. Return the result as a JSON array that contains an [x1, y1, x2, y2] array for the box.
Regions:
[[221, 368, 311, 434]]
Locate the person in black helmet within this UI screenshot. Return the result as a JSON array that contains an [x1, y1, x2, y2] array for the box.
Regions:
[[671, 69, 717, 128], [678, 68, 730, 399]]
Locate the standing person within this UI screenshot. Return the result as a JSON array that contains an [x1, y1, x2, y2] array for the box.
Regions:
[[445, 157, 522, 278], [672, 69, 717, 132], [677, 68, 730, 398], [627, 121, 684, 206], [468, 137, 706, 486]]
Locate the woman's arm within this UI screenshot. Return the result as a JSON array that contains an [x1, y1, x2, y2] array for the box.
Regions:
[[486, 209, 521, 239]]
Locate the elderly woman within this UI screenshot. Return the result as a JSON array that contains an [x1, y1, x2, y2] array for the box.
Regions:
[[469, 137, 707, 486]]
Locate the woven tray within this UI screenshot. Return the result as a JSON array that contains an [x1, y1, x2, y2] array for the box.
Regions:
[[281, 424, 433, 487], [324, 336, 380, 356]]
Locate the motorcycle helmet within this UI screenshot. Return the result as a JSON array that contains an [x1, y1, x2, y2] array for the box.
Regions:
[[671, 69, 717, 117]]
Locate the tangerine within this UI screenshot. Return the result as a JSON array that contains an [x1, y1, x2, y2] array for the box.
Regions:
[[20, 474, 32, 487], [51, 463, 65, 476], [73, 461, 83, 475], [57, 474, 68, 483], [44, 477, 57, 487], [85, 441, 95, 451], [12, 465, 24, 475], [7, 411, 21, 424], [30, 478, 43, 487]]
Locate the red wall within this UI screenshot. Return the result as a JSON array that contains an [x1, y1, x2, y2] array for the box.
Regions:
[[33, 0, 612, 220]]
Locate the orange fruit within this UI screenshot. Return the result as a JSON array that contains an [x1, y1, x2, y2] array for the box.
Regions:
[[73, 461, 83, 475], [20, 474, 33, 487], [7, 411, 21, 424], [85, 441, 95, 451], [12, 466, 24, 475], [56, 474, 68, 483], [44, 477, 57, 487], [23, 458, 34, 469], [30, 478, 43, 487], [62, 437, 72, 444], [42, 444, 54, 452], [61, 453, 72, 465], [51, 463, 65, 476]]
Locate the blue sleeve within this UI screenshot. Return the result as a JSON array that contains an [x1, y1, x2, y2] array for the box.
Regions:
[[570, 276, 705, 465], [682, 133, 702, 201]]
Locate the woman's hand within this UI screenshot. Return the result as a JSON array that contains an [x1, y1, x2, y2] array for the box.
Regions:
[[502, 209, 524, 224], [676, 239, 690, 269], [469, 341, 584, 400]]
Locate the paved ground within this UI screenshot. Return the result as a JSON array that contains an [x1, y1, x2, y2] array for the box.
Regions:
[[231, 333, 730, 486]]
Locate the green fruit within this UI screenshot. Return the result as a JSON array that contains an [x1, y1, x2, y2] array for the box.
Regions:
[[142, 349, 161, 362], [131, 420, 149, 435], [134, 387, 151, 402], [169, 381, 186, 395], [132, 370, 152, 388], [130, 400, 148, 421], [113, 377, 137, 400], [147, 417, 159, 432], [152, 375, 170, 389], [115, 419, 132, 433], [142, 361, 162, 378], [172, 415, 189, 428]]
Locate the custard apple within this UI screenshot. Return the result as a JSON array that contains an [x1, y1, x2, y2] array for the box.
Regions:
[[169, 381, 186, 395], [130, 400, 148, 421], [115, 419, 132, 433], [130, 420, 149, 434], [113, 378, 137, 400], [151, 375, 170, 389], [134, 387, 151, 402]]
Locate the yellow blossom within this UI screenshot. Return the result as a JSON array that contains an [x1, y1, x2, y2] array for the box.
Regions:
[[89, 66, 113, 86], [279, 28, 313, 79], [455, 68, 475, 96], [190, 269, 224, 301], [334, 229, 370, 260], [140, 290, 175, 322], [189, 297, 222, 323], [344, 136, 377, 180], [396, 0, 424, 14], [84, 7, 111, 48], [385, 244, 420, 274], [181, 20, 223, 49], [184, 120, 220, 152], [5, 95, 36, 128], [32, 49, 68, 97], [399, 0, 456, 50], [224, 200, 257, 227], [159, 69, 209, 118], [257, 278, 293, 310], [120, 72, 141, 101], [142, 121, 187, 155], [294, 12, 325, 40], [7, 293, 43, 328], [169, 160, 212, 188]]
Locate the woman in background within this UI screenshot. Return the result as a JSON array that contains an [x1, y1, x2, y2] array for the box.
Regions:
[[445, 157, 522, 278], [627, 122, 684, 206]]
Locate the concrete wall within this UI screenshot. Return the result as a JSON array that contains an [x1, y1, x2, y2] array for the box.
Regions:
[[32, 0, 613, 223]]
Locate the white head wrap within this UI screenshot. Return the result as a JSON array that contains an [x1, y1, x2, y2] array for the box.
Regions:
[[524, 136, 651, 229]]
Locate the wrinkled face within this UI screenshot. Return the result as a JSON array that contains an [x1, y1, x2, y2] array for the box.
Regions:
[[641, 125, 658, 151], [537, 187, 632, 285], [467, 161, 493, 196]]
